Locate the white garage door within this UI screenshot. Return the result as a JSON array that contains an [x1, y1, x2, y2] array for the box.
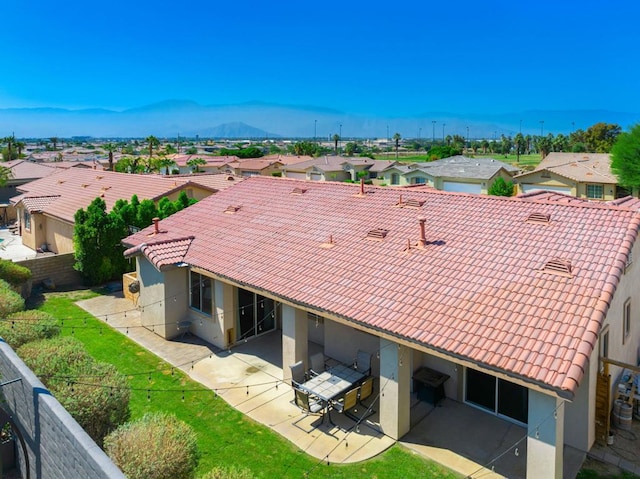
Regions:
[[521, 184, 571, 195], [309, 172, 323, 181], [284, 171, 307, 180], [443, 181, 482, 194]]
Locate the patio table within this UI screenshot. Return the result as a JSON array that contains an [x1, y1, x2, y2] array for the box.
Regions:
[[298, 364, 366, 423]]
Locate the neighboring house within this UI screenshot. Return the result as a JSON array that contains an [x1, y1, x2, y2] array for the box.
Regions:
[[225, 158, 284, 177], [168, 155, 238, 175], [282, 156, 383, 181], [514, 153, 623, 200], [380, 156, 519, 194], [10, 169, 227, 254], [122, 176, 640, 479], [0, 160, 66, 222]]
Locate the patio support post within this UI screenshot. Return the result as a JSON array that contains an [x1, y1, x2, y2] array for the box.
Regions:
[[379, 338, 411, 440], [215, 281, 235, 347], [281, 304, 308, 383], [526, 391, 565, 479]]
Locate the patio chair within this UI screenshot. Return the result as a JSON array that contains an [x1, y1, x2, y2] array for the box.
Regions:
[[354, 350, 371, 376], [293, 389, 325, 427], [309, 352, 325, 376], [331, 387, 360, 425], [358, 376, 374, 406], [289, 361, 306, 387]]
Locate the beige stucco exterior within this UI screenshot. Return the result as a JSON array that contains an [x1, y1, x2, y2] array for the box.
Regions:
[[516, 170, 620, 200]]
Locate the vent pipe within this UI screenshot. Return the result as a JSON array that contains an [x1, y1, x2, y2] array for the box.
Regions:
[[360, 178, 365, 195], [153, 217, 160, 234], [418, 217, 427, 248]]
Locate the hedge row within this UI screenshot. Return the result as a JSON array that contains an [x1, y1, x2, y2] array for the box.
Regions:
[[0, 259, 31, 287], [0, 310, 60, 349], [17, 336, 130, 446], [0, 279, 25, 317]]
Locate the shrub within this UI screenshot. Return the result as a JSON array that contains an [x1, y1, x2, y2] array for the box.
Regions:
[[488, 177, 515, 196], [200, 467, 255, 479], [0, 259, 32, 287], [105, 412, 199, 479], [0, 279, 25, 317], [18, 336, 92, 378], [53, 361, 130, 446], [0, 311, 59, 349], [18, 336, 130, 446]]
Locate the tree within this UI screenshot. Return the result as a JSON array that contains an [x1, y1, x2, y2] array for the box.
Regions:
[[481, 139, 490, 154], [15, 140, 26, 157], [536, 135, 552, 159], [186, 157, 206, 173], [156, 157, 176, 175], [585, 123, 621, 153], [103, 143, 116, 171], [611, 123, 640, 191], [290, 141, 319, 156], [73, 197, 129, 285], [50, 136, 59, 151], [392, 133, 401, 159], [164, 143, 177, 155], [2, 135, 17, 161], [500, 135, 512, 157], [332, 134, 340, 155], [488, 177, 515, 196], [145, 135, 160, 160], [344, 142, 357, 157], [514, 133, 526, 163], [0, 165, 11, 187]]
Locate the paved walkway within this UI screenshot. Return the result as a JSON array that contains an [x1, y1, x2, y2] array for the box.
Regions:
[[0, 227, 37, 262]]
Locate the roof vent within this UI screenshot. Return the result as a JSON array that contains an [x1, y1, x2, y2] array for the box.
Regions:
[[57, 180, 65, 184], [526, 212, 551, 224], [226, 176, 234, 181], [81, 184, 89, 188], [320, 234, 336, 249], [225, 205, 241, 214], [366, 228, 389, 240], [291, 187, 307, 195], [96, 175, 103, 179], [542, 258, 573, 277], [404, 198, 425, 208]]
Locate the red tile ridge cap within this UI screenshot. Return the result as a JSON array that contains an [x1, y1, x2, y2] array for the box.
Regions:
[[123, 235, 195, 258]]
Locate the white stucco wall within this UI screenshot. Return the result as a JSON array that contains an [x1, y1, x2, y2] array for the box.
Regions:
[[324, 320, 379, 376]]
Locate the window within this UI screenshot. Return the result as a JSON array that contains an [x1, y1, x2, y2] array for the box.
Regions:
[[411, 177, 426, 184], [541, 170, 550, 178], [623, 299, 631, 343], [24, 211, 31, 231], [586, 184, 604, 200], [190, 271, 212, 316], [391, 173, 400, 185]]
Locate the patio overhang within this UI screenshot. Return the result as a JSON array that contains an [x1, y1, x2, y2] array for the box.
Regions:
[[188, 267, 575, 401]]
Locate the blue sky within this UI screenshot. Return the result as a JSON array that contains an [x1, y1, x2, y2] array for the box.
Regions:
[[2, 0, 639, 117]]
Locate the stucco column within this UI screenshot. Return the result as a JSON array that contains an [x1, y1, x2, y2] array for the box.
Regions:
[[527, 391, 565, 479], [281, 304, 308, 383], [379, 337, 411, 440], [215, 280, 235, 347]]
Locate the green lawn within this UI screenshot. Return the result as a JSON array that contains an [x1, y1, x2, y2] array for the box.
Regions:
[[35, 290, 460, 479], [374, 152, 542, 170]]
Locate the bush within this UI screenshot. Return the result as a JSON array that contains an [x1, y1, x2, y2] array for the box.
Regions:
[[18, 336, 92, 378], [18, 336, 130, 446], [0, 259, 32, 287], [0, 279, 25, 317], [105, 412, 199, 479], [0, 311, 59, 349], [200, 466, 255, 479], [53, 361, 130, 446]]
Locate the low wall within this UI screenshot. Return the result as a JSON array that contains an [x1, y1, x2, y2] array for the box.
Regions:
[[16, 253, 82, 287], [0, 339, 125, 478]]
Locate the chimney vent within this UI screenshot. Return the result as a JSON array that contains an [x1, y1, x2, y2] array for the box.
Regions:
[[418, 217, 427, 248], [153, 217, 160, 234]]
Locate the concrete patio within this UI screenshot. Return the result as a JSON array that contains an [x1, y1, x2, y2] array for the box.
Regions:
[[0, 227, 37, 262], [76, 291, 590, 479]]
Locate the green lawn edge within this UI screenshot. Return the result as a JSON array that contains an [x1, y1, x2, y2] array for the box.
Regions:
[[36, 290, 461, 479]]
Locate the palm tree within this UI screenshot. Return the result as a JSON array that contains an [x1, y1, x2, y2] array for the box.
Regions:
[[50, 137, 59, 151], [332, 134, 340, 155], [15, 140, 26, 157], [156, 157, 176, 175], [392, 133, 401, 159], [2, 135, 16, 161], [145, 135, 160, 160], [514, 133, 526, 164], [0, 165, 11, 187], [186, 157, 206, 173], [103, 143, 116, 171]]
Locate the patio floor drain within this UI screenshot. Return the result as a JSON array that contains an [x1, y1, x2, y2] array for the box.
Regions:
[[246, 366, 260, 374]]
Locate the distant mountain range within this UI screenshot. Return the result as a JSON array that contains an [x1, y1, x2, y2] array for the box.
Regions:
[[1, 99, 638, 139]]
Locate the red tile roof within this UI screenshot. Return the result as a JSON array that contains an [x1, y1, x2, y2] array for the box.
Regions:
[[124, 236, 194, 271], [20, 195, 61, 213], [11, 169, 203, 223], [123, 176, 640, 398]]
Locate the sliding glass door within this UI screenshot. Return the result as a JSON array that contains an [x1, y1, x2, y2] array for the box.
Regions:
[[465, 368, 528, 424], [237, 288, 277, 341]]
